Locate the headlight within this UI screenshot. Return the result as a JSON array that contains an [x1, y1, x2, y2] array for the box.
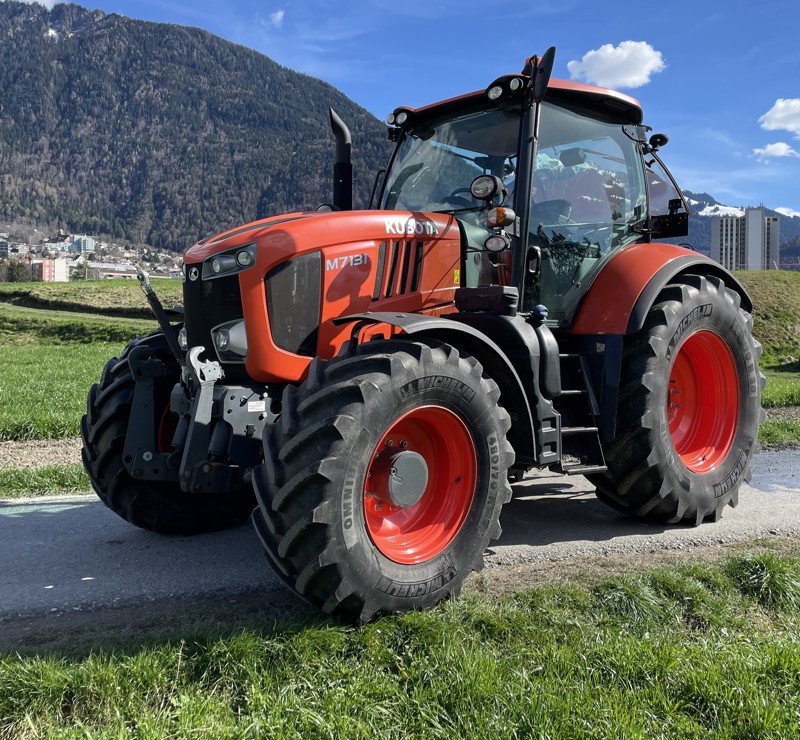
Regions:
[[211, 320, 248, 362], [214, 329, 229, 351], [470, 174, 505, 202], [202, 243, 257, 280], [177, 326, 188, 350], [484, 234, 511, 253], [395, 111, 408, 125]]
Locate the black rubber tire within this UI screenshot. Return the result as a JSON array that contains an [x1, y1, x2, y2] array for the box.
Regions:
[[81, 332, 255, 535], [251, 339, 515, 622], [588, 274, 765, 525]]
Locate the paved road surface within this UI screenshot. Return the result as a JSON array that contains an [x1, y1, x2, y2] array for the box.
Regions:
[[1, 451, 797, 632]]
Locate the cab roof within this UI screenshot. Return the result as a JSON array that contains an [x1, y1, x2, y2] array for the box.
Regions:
[[405, 77, 643, 125]]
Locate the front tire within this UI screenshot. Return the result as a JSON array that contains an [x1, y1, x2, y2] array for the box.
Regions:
[[251, 340, 515, 622], [81, 332, 255, 534], [589, 274, 764, 525]]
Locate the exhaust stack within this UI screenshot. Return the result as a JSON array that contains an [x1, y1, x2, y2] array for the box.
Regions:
[[329, 107, 352, 211]]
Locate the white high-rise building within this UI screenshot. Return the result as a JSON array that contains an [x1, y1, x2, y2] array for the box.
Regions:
[[710, 207, 780, 270]]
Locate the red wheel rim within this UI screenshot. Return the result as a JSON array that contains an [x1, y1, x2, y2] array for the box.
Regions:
[[668, 329, 739, 473], [363, 405, 477, 564]]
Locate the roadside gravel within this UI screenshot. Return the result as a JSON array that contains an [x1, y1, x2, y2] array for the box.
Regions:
[[0, 438, 82, 470]]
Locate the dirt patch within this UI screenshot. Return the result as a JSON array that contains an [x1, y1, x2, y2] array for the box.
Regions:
[[766, 405, 800, 422], [0, 437, 81, 470]]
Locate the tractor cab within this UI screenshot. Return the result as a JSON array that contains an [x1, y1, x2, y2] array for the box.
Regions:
[[379, 57, 689, 326]]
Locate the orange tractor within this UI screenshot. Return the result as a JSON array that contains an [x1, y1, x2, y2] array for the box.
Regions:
[[82, 48, 763, 621]]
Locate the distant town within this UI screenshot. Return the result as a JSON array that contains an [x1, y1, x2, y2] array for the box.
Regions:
[[0, 226, 182, 282]]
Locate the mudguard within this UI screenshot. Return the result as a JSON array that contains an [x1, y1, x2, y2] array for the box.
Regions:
[[332, 311, 545, 466], [571, 243, 752, 335]]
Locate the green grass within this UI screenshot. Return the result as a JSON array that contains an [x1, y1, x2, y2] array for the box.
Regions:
[[762, 363, 800, 407], [0, 342, 125, 440], [759, 419, 800, 448], [3, 553, 800, 737], [0, 464, 90, 498], [0, 302, 152, 440], [737, 270, 800, 363], [0, 279, 182, 319]]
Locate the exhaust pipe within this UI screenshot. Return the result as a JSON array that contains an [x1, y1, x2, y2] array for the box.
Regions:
[[329, 107, 352, 211]]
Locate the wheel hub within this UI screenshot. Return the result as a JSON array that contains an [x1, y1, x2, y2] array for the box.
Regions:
[[371, 450, 429, 508]]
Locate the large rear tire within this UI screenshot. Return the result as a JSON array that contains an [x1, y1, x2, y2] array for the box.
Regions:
[[589, 274, 764, 525], [251, 339, 515, 622], [81, 332, 255, 535]]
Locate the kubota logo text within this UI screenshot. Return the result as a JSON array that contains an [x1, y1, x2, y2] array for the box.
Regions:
[[384, 218, 438, 236]]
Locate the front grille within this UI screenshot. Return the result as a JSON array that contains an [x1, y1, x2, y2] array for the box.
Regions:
[[374, 240, 423, 299], [183, 272, 244, 357], [265, 252, 321, 356]]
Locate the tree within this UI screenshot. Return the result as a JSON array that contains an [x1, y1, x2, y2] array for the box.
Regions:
[[4, 258, 32, 282]]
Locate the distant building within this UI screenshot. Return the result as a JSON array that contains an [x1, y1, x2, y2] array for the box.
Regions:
[[711, 206, 780, 270], [74, 261, 138, 279], [31, 258, 69, 282], [70, 235, 96, 254]]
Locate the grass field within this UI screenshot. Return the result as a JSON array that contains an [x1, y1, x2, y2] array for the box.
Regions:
[[0, 464, 89, 497], [2, 550, 799, 736], [0, 279, 182, 319], [0, 274, 799, 444]]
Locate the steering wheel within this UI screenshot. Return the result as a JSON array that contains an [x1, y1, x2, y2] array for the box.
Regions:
[[441, 188, 475, 209]]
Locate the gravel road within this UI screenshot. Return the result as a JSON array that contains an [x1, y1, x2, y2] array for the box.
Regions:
[[0, 449, 798, 647]]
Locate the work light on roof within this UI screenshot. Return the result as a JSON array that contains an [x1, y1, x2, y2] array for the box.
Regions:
[[487, 85, 503, 101]]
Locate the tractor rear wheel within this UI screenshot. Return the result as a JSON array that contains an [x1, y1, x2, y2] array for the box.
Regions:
[[251, 339, 515, 622], [589, 274, 764, 525], [81, 332, 255, 534]]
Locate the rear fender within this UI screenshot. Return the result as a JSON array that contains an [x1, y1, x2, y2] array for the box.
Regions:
[[571, 243, 751, 335], [570, 242, 752, 441]]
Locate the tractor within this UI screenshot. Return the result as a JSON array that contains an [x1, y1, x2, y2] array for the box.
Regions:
[[82, 48, 763, 622]]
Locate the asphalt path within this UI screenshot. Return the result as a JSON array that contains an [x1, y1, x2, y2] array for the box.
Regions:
[[1, 450, 798, 635]]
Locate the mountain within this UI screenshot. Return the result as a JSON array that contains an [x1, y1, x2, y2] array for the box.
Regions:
[[0, 1, 391, 250], [682, 191, 800, 259]]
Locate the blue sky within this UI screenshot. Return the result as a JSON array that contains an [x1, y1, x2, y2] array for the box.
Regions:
[[32, 0, 800, 212]]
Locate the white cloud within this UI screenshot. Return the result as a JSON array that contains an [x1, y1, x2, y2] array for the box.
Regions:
[[776, 207, 800, 218], [759, 98, 800, 138], [753, 141, 800, 159], [567, 41, 665, 89], [269, 9, 285, 28]]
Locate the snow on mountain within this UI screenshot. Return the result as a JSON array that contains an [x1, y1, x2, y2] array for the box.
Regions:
[[776, 207, 800, 219], [697, 204, 745, 218]]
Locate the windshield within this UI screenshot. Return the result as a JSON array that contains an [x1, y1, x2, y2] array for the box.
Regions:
[[381, 104, 521, 286]]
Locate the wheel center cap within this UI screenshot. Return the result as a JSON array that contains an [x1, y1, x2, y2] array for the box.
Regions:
[[385, 451, 429, 508]]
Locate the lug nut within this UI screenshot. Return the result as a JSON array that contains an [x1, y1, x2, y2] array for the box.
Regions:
[[386, 440, 394, 447], [142, 451, 153, 462], [400, 440, 408, 449]]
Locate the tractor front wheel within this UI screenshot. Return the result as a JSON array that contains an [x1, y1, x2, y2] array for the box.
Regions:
[[589, 274, 764, 525], [81, 332, 255, 534], [251, 339, 515, 622]]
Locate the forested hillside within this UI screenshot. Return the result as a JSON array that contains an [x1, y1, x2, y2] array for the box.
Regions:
[[0, 2, 391, 249]]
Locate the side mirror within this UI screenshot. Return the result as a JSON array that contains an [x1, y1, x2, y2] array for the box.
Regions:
[[649, 133, 669, 151]]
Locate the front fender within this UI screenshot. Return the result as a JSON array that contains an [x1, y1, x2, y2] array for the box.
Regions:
[[333, 311, 540, 466], [571, 243, 752, 335]]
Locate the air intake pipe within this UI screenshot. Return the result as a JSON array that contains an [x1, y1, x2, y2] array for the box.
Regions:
[[329, 107, 352, 211]]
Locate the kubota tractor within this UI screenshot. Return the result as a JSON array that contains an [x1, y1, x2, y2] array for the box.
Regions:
[[82, 48, 763, 621]]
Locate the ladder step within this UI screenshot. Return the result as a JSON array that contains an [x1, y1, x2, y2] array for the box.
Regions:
[[560, 464, 608, 476], [561, 426, 599, 436], [558, 353, 580, 359], [559, 389, 587, 397]]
